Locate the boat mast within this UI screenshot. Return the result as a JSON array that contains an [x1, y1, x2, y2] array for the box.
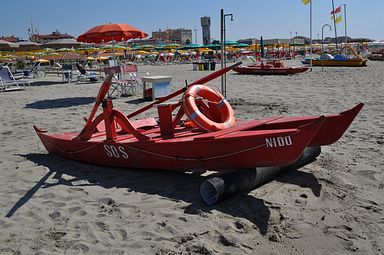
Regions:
[[331, 0, 338, 50]]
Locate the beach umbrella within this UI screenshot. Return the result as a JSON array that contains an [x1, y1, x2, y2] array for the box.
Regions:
[[233, 43, 249, 48], [42, 39, 82, 49], [181, 43, 204, 50], [0, 39, 19, 51], [17, 41, 40, 51], [206, 43, 221, 50], [154, 45, 166, 50], [77, 23, 148, 44], [78, 23, 148, 66], [164, 43, 181, 49], [38, 58, 50, 63], [97, 56, 109, 60], [224, 41, 239, 47], [100, 44, 125, 49], [131, 44, 154, 51]]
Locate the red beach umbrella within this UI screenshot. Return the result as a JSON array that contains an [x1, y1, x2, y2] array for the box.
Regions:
[[77, 23, 148, 44]]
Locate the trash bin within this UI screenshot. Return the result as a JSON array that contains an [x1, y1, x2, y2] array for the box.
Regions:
[[144, 88, 152, 101], [210, 61, 216, 71], [203, 62, 209, 71], [198, 63, 204, 71]]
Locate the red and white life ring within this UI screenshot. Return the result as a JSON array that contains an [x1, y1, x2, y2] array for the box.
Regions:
[[182, 85, 236, 132]]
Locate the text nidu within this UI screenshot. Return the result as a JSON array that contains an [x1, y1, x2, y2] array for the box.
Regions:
[[103, 145, 129, 159], [265, 136, 293, 148]]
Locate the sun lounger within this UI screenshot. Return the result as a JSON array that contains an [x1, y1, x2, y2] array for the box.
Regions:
[[75, 63, 103, 84], [23, 62, 45, 78], [0, 65, 30, 92], [61, 64, 73, 83]]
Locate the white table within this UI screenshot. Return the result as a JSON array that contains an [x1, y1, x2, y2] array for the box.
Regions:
[[141, 75, 172, 100]]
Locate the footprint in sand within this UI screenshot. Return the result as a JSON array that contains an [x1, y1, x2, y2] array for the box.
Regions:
[[295, 193, 308, 206], [69, 243, 89, 254]]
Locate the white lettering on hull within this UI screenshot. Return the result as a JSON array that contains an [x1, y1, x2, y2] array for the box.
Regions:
[[265, 136, 293, 148], [103, 145, 129, 159]]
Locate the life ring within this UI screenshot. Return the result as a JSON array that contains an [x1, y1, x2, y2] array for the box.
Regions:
[[182, 85, 236, 132]]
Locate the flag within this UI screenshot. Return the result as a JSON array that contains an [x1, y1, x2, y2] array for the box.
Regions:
[[330, 6, 341, 14], [331, 14, 343, 23], [302, 0, 310, 5]]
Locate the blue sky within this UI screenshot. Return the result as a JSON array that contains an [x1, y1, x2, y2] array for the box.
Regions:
[[1, 0, 383, 42]]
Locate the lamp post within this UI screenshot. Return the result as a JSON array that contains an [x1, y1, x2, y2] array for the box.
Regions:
[[293, 32, 298, 59], [289, 31, 292, 58], [220, 9, 233, 98], [321, 24, 332, 72]]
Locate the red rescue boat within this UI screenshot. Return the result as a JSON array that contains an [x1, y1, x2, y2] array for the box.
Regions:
[[233, 60, 309, 75], [34, 63, 362, 172]]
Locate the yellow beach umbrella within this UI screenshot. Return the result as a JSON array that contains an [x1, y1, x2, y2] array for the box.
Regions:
[[97, 56, 109, 60], [38, 58, 50, 63]]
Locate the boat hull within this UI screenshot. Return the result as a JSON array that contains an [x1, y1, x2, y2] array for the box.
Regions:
[[35, 103, 363, 172], [233, 65, 309, 75], [302, 59, 368, 67], [35, 118, 326, 172]]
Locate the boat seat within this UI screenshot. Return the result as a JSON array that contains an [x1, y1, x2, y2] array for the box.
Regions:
[[156, 101, 182, 137]]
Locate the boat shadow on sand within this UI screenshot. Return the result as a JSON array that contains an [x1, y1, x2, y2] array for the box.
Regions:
[[9, 153, 321, 235], [24, 97, 96, 109]]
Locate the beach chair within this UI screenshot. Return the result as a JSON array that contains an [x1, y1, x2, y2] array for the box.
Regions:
[[247, 56, 257, 63], [23, 62, 45, 78], [0, 65, 30, 92], [103, 66, 123, 98], [61, 64, 73, 83], [119, 64, 140, 96], [75, 63, 102, 84]]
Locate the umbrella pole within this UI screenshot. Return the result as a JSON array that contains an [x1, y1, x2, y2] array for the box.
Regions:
[[112, 37, 116, 66]]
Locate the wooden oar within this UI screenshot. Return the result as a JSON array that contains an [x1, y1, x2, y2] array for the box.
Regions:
[[127, 61, 242, 119]]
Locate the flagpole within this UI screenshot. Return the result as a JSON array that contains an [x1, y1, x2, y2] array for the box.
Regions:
[[331, 0, 338, 50], [309, 0, 313, 71], [344, 4, 347, 44]]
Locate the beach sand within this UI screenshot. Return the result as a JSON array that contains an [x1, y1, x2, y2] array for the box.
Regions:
[[0, 60, 383, 254]]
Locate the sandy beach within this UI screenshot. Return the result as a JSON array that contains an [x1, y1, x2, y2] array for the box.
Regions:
[[0, 60, 383, 254]]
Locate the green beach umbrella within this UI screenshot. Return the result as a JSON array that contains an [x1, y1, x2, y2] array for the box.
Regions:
[[206, 43, 221, 50], [224, 41, 238, 46], [181, 43, 204, 49], [233, 43, 249, 48]]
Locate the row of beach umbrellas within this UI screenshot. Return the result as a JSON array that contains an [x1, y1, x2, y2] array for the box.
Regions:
[[2, 23, 302, 63], [1, 23, 251, 52]]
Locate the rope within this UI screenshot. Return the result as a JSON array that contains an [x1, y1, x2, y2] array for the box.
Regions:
[[42, 132, 268, 161], [127, 143, 267, 161]]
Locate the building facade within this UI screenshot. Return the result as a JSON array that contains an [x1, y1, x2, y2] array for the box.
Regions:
[[152, 29, 192, 45], [200, 16, 211, 45], [29, 30, 74, 44]]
